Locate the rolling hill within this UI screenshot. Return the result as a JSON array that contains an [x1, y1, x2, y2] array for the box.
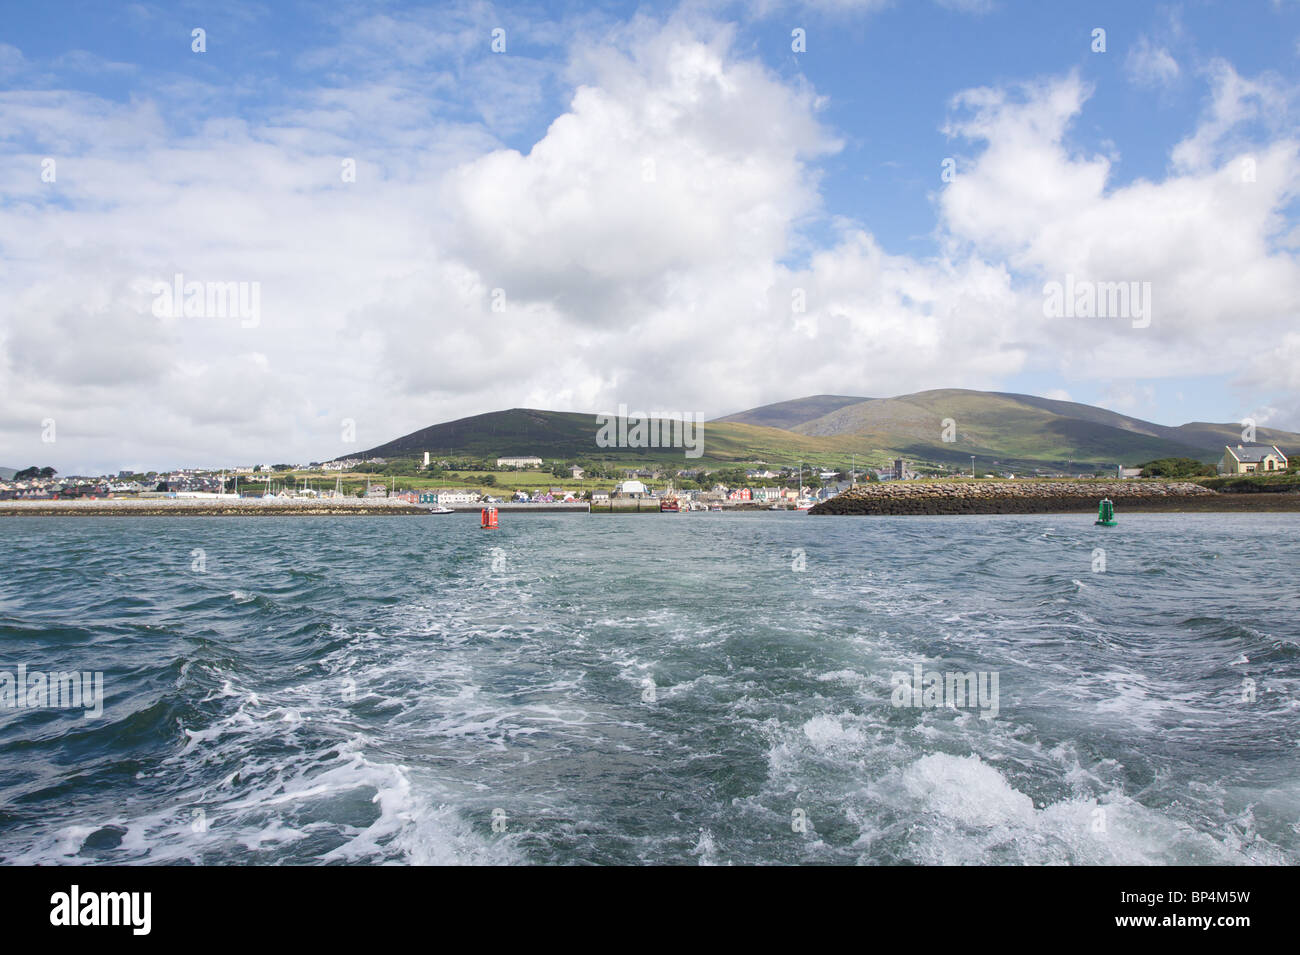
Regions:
[[354, 408, 855, 466], [346, 390, 1300, 472], [777, 389, 1300, 470], [714, 394, 870, 431]]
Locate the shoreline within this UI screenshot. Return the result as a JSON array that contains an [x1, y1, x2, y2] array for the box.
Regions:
[[0, 499, 594, 517], [4, 486, 1299, 517], [0, 500, 431, 517]]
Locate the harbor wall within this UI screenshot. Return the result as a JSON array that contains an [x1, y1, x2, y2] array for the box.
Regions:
[[809, 480, 1300, 515]]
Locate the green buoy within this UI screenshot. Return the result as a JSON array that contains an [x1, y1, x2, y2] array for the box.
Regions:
[[1095, 498, 1116, 526]]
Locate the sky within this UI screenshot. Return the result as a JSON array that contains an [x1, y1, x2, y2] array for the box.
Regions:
[[1, 0, 1298, 474]]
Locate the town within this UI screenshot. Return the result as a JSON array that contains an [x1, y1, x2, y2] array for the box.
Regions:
[[1, 443, 1289, 510]]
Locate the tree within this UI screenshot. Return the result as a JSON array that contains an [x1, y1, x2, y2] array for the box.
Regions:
[[1139, 457, 1214, 478], [481, 474, 496, 486]]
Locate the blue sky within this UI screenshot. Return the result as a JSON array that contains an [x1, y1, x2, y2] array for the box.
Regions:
[[1, 0, 1299, 471]]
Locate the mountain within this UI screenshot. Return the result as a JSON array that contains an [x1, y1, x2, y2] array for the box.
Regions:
[[714, 394, 870, 431], [356, 409, 601, 460], [0, 467, 16, 481], [345, 390, 1300, 471], [354, 407, 847, 464], [780, 389, 1300, 469]]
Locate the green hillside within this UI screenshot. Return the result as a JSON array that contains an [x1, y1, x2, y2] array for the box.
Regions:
[[714, 394, 870, 430], [345, 390, 1300, 473], [788, 389, 1300, 470], [354, 408, 856, 467]]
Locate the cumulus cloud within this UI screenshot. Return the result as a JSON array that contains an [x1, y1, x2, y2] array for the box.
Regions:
[[939, 68, 1300, 387], [1, 12, 1299, 472]]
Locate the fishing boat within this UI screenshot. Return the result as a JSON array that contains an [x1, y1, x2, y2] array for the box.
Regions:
[[428, 504, 454, 514], [659, 481, 680, 511], [1095, 498, 1116, 526]]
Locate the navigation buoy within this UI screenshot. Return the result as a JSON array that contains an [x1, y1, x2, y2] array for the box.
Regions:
[[480, 506, 499, 529], [1095, 498, 1116, 526]]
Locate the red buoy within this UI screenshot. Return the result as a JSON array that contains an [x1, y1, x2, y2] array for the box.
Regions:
[[480, 506, 498, 529]]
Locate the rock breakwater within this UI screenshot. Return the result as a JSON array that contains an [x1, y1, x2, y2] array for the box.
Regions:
[[806, 480, 1282, 515]]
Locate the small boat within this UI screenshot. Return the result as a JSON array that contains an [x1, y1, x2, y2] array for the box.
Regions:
[[428, 505, 454, 514], [1095, 498, 1116, 526], [659, 481, 680, 512], [709, 504, 722, 512]]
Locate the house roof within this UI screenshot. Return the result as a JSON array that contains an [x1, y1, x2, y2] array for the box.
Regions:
[[1226, 444, 1285, 463]]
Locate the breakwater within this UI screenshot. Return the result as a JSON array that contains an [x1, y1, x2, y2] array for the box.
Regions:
[[809, 480, 1300, 515]]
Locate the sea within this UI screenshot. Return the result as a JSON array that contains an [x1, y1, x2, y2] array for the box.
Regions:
[[0, 512, 1296, 865]]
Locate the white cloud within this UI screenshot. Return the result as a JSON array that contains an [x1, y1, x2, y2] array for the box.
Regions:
[[0, 43, 25, 77], [1126, 36, 1180, 89], [939, 68, 1300, 391], [1, 17, 1299, 472], [1171, 59, 1294, 173], [52, 50, 138, 75]]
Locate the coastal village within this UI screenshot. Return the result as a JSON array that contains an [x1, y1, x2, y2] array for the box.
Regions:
[[0, 443, 1290, 509]]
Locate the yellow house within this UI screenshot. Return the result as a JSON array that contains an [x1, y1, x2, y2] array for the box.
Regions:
[[1219, 444, 1288, 475]]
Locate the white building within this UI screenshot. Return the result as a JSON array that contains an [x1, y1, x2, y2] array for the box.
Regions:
[[436, 490, 479, 506], [614, 480, 648, 498], [1219, 444, 1288, 475], [497, 456, 543, 468]]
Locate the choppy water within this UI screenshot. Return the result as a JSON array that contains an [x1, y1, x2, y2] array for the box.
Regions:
[[0, 513, 1296, 865]]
